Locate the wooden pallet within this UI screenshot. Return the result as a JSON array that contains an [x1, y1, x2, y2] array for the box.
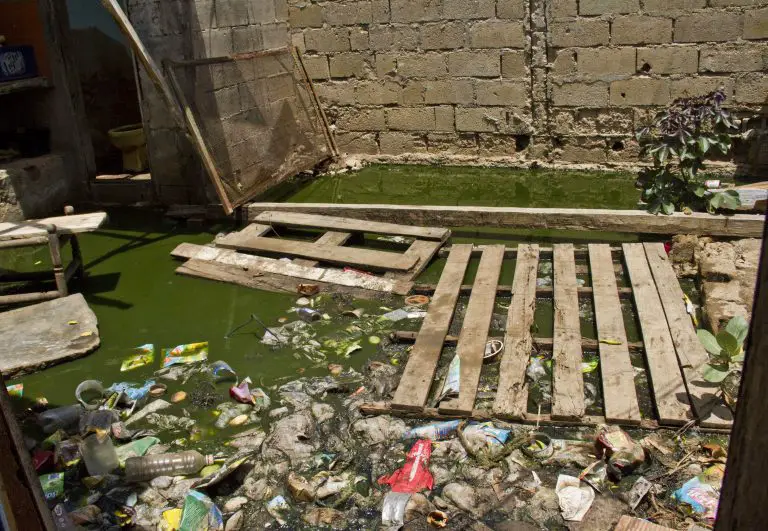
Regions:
[[379, 242, 733, 429], [171, 212, 449, 296]]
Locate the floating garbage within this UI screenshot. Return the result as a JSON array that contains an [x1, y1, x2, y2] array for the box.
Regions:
[[115, 436, 160, 466], [159, 508, 182, 531], [125, 450, 214, 483], [108, 380, 156, 402], [672, 463, 724, 522], [179, 490, 223, 531], [192, 452, 253, 490], [427, 510, 449, 528], [381, 308, 427, 322], [521, 432, 554, 459], [378, 439, 434, 493], [79, 409, 119, 435], [171, 391, 187, 404], [381, 491, 411, 528], [556, 474, 595, 522], [161, 342, 209, 368], [229, 378, 270, 411], [210, 360, 237, 382], [404, 294, 430, 307], [579, 460, 609, 493], [80, 432, 119, 476], [403, 420, 461, 441], [75, 380, 106, 410], [627, 476, 653, 510], [40, 472, 64, 501], [484, 339, 504, 362], [54, 439, 81, 469], [343, 308, 364, 318], [459, 422, 512, 460], [298, 283, 320, 296], [298, 307, 322, 322], [595, 425, 646, 480], [37, 404, 82, 434], [437, 354, 460, 403], [266, 495, 290, 526], [5, 382, 23, 397], [120, 344, 155, 372], [124, 399, 171, 426]]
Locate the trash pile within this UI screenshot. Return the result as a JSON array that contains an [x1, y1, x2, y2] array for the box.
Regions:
[[8, 291, 730, 530]]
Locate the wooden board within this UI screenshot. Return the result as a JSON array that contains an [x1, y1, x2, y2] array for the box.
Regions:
[[438, 245, 504, 415], [494, 244, 540, 417], [293, 231, 351, 267], [391, 331, 646, 352], [254, 211, 451, 241], [215, 235, 418, 272], [171, 243, 412, 294], [246, 203, 765, 238], [391, 245, 473, 411], [643, 242, 734, 428], [551, 244, 585, 420], [0, 212, 107, 241], [385, 240, 443, 282], [589, 244, 641, 424], [614, 515, 676, 531], [0, 294, 100, 378], [623, 243, 692, 425], [412, 283, 634, 298]]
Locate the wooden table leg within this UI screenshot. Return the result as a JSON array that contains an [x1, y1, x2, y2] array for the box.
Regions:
[[70, 234, 85, 279], [47, 226, 68, 297]]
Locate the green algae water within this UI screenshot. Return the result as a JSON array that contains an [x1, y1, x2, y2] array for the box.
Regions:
[[5, 165, 660, 432]]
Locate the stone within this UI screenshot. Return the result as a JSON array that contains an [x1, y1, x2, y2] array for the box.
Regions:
[[242, 477, 271, 501], [568, 495, 626, 531], [351, 416, 407, 445], [637, 46, 698, 75], [138, 487, 165, 507], [612, 15, 672, 45], [279, 390, 313, 411], [579, 0, 639, 15], [405, 492, 436, 521], [550, 20, 609, 48], [744, 7, 768, 39], [223, 496, 248, 513], [552, 83, 609, 107], [287, 472, 316, 502], [303, 507, 346, 527], [225, 510, 244, 531], [430, 464, 454, 486], [150, 476, 173, 490], [311, 403, 335, 423], [610, 78, 670, 106], [675, 13, 742, 43], [263, 412, 317, 463], [164, 478, 198, 501], [269, 406, 290, 419], [700, 242, 737, 280], [670, 234, 699, 264], [443, 482, 482, 516]]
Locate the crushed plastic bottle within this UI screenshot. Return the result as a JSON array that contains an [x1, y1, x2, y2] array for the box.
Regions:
[[36, 404, 83, 434]]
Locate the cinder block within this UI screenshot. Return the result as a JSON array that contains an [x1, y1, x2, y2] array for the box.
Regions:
[[551, 108, 634, 135], [324, 1, 373, 25], [551, 49, 578, 77], [475, 80, 528, 105], [369, 24, 419, 50], [576, 48, 636, 78], [552, 82, 609, 106], [302, 55, 330, 80], [435, 106, 455, 131], [398, 54, 448, 77], [426, 133, 479, 155], [675, 13, 742, 43], [288, 5, 323, 28], [637, 46, 698, 74], [315, 82, 357, 105], [401, 81, 426, 104], [330, 53, 371, 79], [642, 0, 705, 13], [477, 133, 516, 156], [711, 0, 763, 6], [612, 16, 671, 45], [379, 132, 428, 154], [421, 22, 467, 50], [232, 26, 257, 53], [502, 51, 527, 78], [291, 32, 306, 52], [735, 73, 768, 104], [558, 138, 607, 163], [671, 77, 734, 99], [375, 54, 397, 76], [336, 108, 386, 131], [196, 28, 233, 58], [443, 0, 496, 20], [350, 29, 370, 50], [456, 107, 506, 132], [610, 78, 670, 105], [579, 0, 639, 16], [214, 0, 250, 27], [469, 20, 526, 48], [550, 20, 609, 48], [305, 28, 351, 52], [700, 45, 766, 73], [497, 0, 525, 19], [372, 0, 391, 22], [548, 0, 577, 20], [744, 8, 768, 40], [424, 79, 475, 104], [274, 0, 289, 21], [387, 108, 436, 131], [249, 0, 277, 23], [335, 132, 379, 155], [356, 81, 400, 104], [447, 51, 501, 77], [391, 0, 442, 23]]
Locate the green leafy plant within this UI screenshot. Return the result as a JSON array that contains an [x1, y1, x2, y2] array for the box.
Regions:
[[635, 89, 752, 215], [697, 316, 749, 384]]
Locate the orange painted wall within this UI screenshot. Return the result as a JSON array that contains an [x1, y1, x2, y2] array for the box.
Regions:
[[0, 0, 51, 77]]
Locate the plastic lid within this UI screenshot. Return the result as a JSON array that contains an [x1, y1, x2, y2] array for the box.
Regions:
[[205, 455, 215, 466]]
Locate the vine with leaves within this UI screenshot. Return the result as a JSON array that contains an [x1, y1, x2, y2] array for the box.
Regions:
[[635, 89, 753, 215]]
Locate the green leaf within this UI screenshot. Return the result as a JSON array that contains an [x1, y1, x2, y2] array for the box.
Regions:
[[693, 185, 706, 198], [697, 329, 722, 356], [662, 201, 675, 215], [703, 364, 730, 383], [697, 137, 710, 153], [709, 193, 724, 210], [725, 315, 749, 344], [717, 330, 740, 357]]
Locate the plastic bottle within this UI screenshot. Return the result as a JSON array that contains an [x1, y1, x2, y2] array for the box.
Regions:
[[124, 450, 214, 482], [36, 404, 83, 434], [79, 432, 119, 476]]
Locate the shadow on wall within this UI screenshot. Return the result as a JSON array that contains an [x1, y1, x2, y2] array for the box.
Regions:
[[734, 104, 768, 181]]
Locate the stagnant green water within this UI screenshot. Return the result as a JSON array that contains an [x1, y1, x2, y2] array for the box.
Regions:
[[5, 165, 667, 436]]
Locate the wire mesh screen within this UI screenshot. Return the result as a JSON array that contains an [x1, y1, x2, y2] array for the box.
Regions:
[[168, 48, 334, 212]]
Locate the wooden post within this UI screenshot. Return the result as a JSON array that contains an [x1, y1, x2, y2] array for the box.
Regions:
[[715, 217, 768, 529], [69, 235, 84, 280], [46, 226, 68, 297]]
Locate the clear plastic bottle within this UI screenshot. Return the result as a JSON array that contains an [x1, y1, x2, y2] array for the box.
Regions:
[[79, 432, 119, 476], [124, 450, 214, 482], [36, 404, 83, 434]]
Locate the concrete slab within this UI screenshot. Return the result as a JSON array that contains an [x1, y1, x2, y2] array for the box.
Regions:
[[0, 294, 99, 378]]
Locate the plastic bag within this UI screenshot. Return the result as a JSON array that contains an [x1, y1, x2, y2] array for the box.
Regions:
[[266, 495, 290, 526], [162, 342, 209, 368], [115, 436, 160, 466], [556, 474, 595, 522], [595, 425, 645, 479], [40, 472, 64, 501], [672, 464, 724, 522], [439, 355, 460, 401], [179, 490, 223, 531], [459, 422, 511, 459], [108, 380, 156, 402], [210, 361, 237, 381], [381, 491, 411, 528], [378, 439, 434, 493], [5, 383, 23, 397], [403, 420, 461, 441], [120, 344, 155, 372]]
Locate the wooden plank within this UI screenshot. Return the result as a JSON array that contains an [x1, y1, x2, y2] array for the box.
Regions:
[[614, 516, 676, 531], [246, 203, 765, 238], [0, 212, 107, 241], [439, 245, 504, 415], [411, 283, 634, 298], [172, 243, 412, 295], [589, 244, 641, 425], [254, 211, 451, 241], [493, 244, 540, 417], [643, 243, 734, 428], [623, 243, 693, 425], [293, 231, 351, 267], [386, 240, 443, 282], [216, 235, 418, 272], [551, 244, 585, 420], [391, 245, 473, 411], [391, 331, 646, 352], [438, 245, 623, 258]]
